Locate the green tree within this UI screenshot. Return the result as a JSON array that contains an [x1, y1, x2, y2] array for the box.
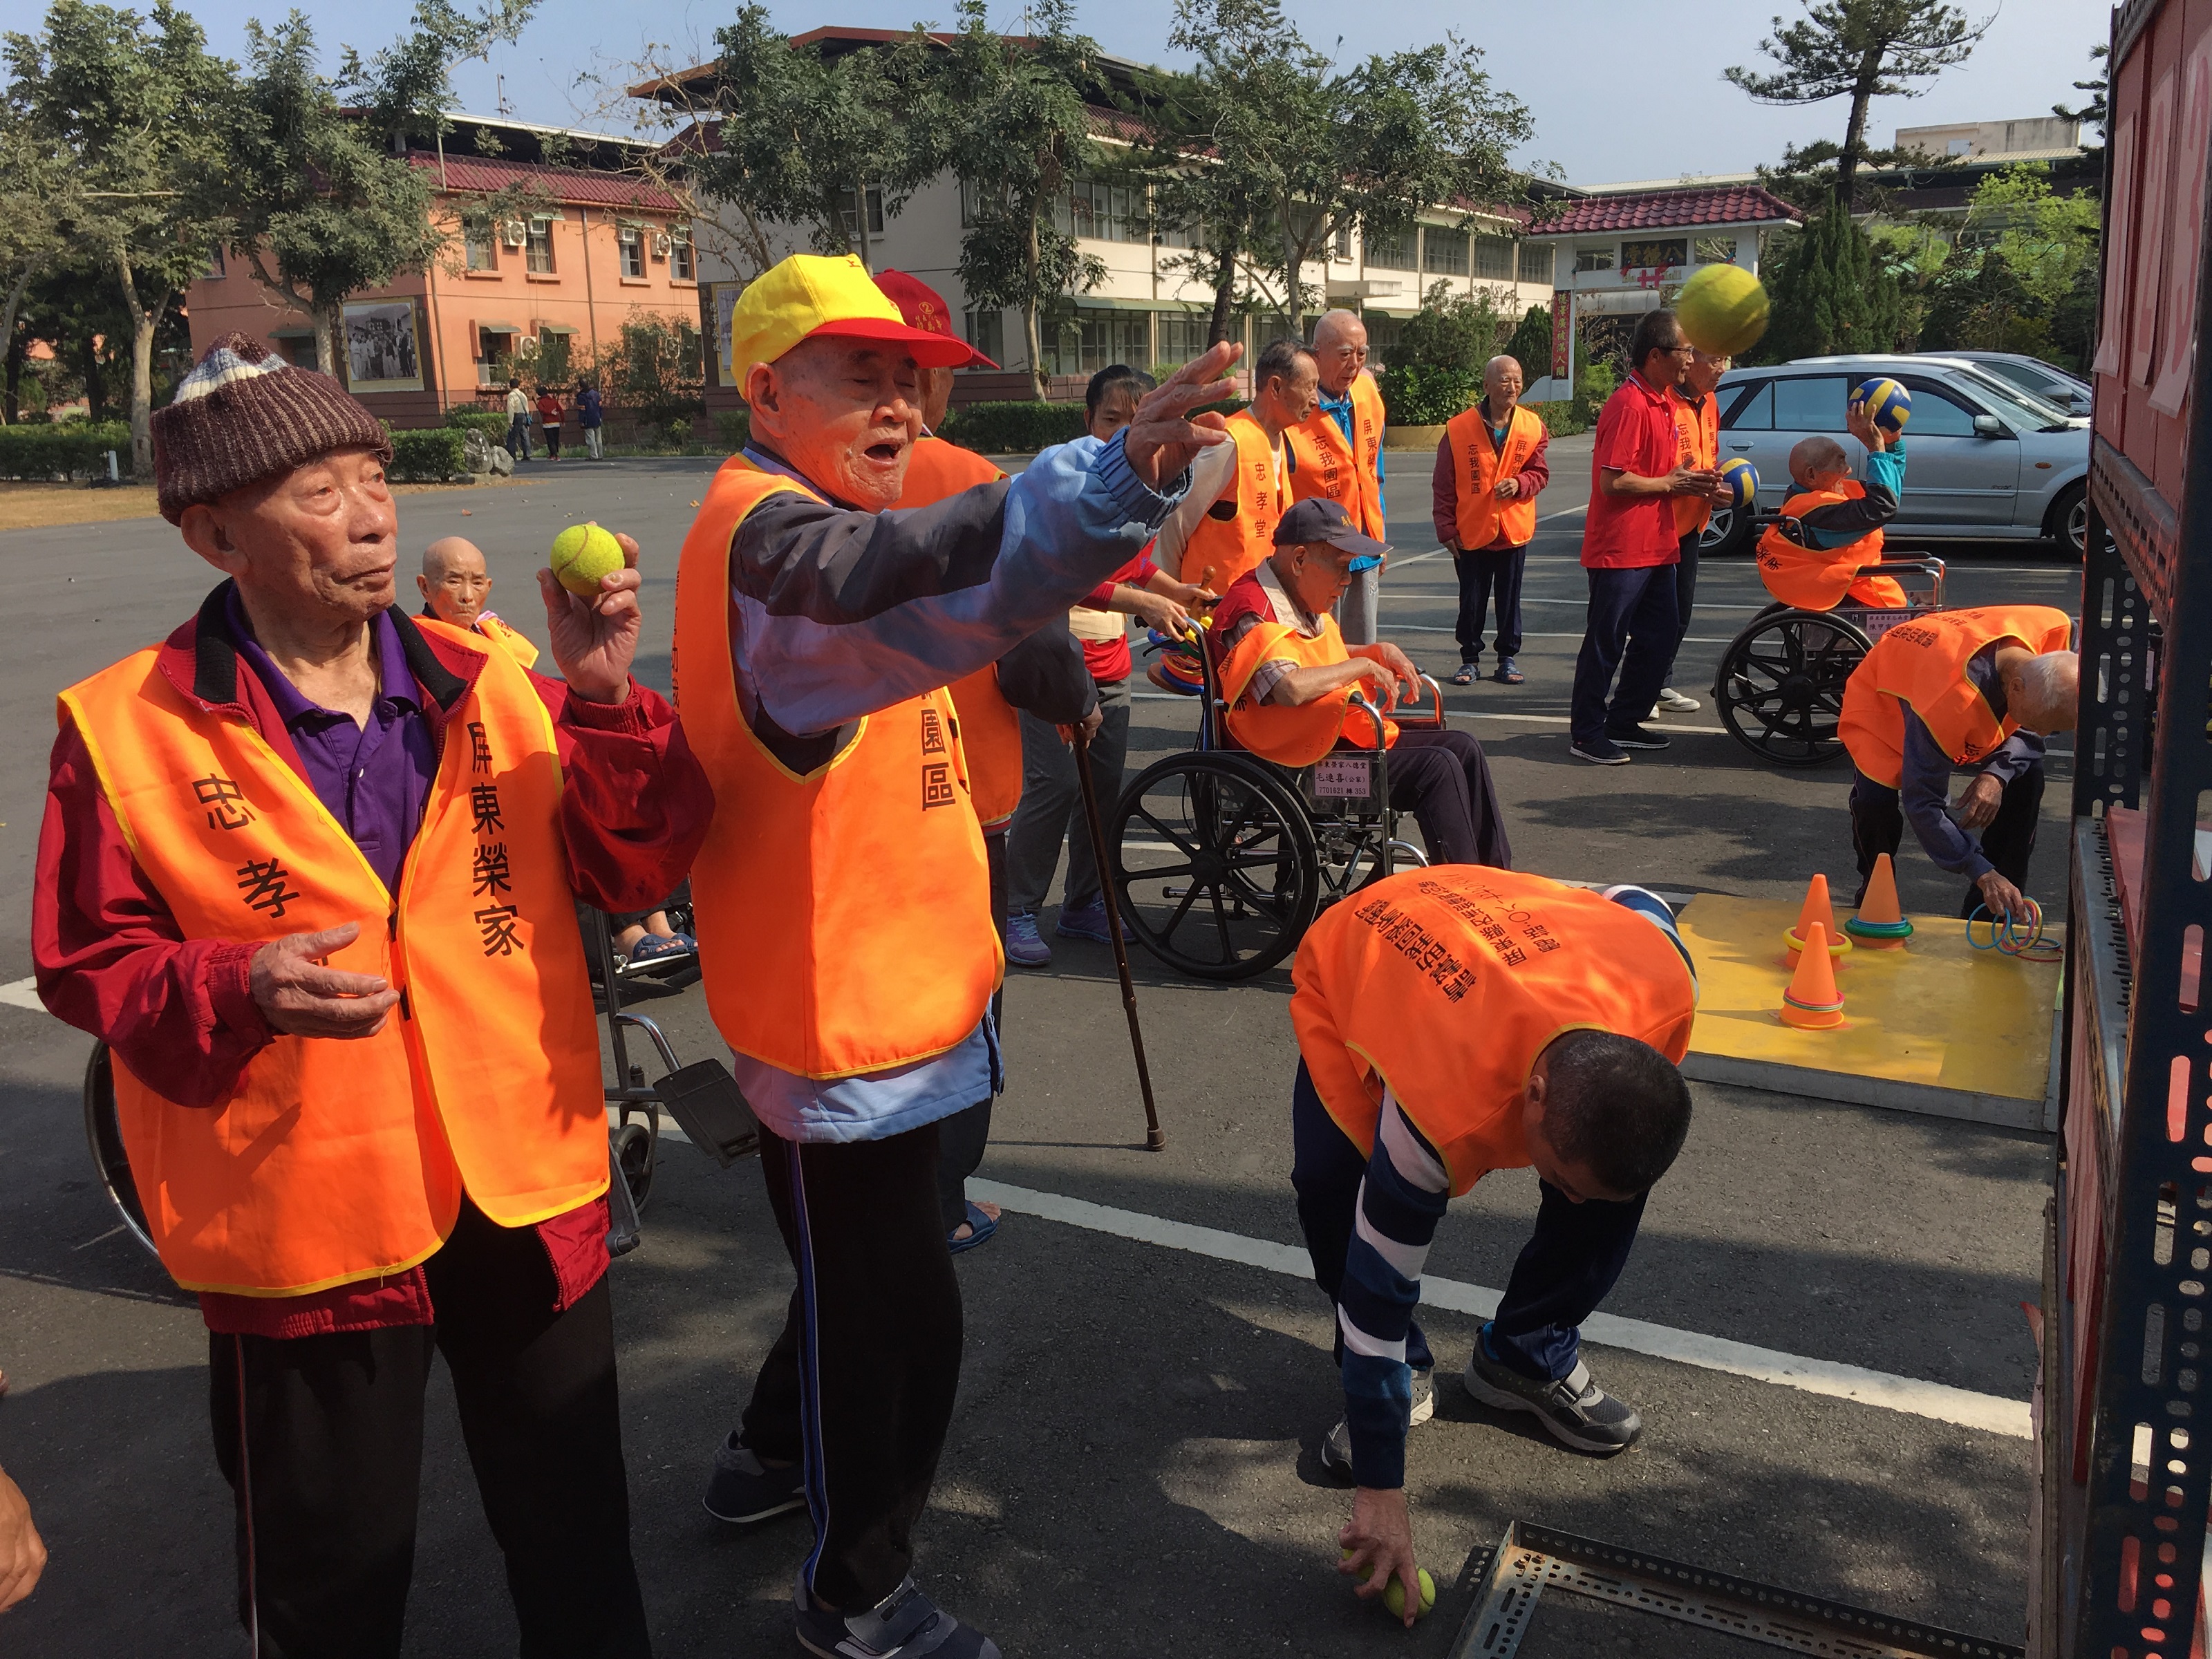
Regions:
[[0, 96, 72, 419], [2053, 43, 2108, 155], [1966, 162, 2098, 312], [1504, 303, 1553, 382], [4, 0, 230, 474], [695, 8, 940, 271], [1727, 0, 1989, 209], [211, 2, 534, 379], [938, 0, 1107, 399], [1163, 0, 1531, 338], [1134, 68, 1266, 347], [1756, 200, 1903, 361]]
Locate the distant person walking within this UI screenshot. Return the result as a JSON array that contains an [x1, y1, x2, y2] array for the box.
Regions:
[[505, 381, 532, 462], [537, 386, 565, 460], [577, 379, 604, 460], [1566, 310, 1715, 765], [1436, 355, 1549, 688], [1288, 310, 1388, 645]]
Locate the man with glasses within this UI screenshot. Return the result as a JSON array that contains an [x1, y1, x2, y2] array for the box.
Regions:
[[1568, 310, 1717, 765]]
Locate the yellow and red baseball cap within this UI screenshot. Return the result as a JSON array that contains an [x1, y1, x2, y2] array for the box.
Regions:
[[727, 254, 993, 386]]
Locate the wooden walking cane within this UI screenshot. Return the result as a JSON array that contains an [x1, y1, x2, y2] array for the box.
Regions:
[[1071, 724, 1165, 1152]]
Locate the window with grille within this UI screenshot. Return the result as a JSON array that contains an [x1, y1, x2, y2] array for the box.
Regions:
[[1335, 223, 1353, 261], [1046, 309, 1152, 375], [463, 215, 496, 272], [838, 187, 885, 238], [620, 230, 644, 279], [1423, 227, 1470, 276], [1056, 178, 1145, 243], [1156, 310, 1214, 367], [1573, 245, 1615, 272], [1365, 223, 1416, 272], [1518, 241, 1553, 283], [671, 236, 694, 281], [963, 308, 1004, 369], [527, 218, 555, 274], [1474, 235, 1515, 280]]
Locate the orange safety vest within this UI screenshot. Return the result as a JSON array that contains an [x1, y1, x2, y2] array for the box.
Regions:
[[1442, 403, 1544, 551], [1217, 588, 1398, 767], [476, 612, 540, 670], [1756, 482, 1907, 612], [56, 619, 606, 1296], [1839, 603, 2074, 789], [1179, 410, 1285, 593], [897, 438, 1025, 831], [1669, 388, 1719, 537], [1291, 868, 1696, 1197], [1288, 374, 1386, 538], [673, 458, 1002, 1079]]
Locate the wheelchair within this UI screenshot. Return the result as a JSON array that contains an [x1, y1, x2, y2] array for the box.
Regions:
[[1106, 624, 1445, 982], [82, 908, 755, 1265], [1709, 528, 1947, 769]]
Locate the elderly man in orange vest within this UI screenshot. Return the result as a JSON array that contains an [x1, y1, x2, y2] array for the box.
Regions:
[[1839, 604, 2076, 922], [1291, 866, 1696, 1623], [674, 253, 1237, 1659], [418, 535, 541, 666], [34, 333, 709, 1656], [1289, 310, 1389, 645], [1154, 337, 1317, 593], [1436, 354, 1550, 687]]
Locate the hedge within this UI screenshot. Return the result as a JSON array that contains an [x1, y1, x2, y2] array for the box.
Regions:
[[715, 408, 751, 453], [0, 421, 133, 481], [1378, 365, 1479, 427], [388, 428, 468, 482], [444, 408, 509, 441], [939, 401, 1088, 453]]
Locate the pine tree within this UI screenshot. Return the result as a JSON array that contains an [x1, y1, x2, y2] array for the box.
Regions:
[[1758, 201, 1902, 361], [1504, 304, 1551, 382]]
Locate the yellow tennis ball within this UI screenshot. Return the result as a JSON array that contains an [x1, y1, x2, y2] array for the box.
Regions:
[[1676, 263, 1770, 357], [550, 522, 624, 597], [1341, 1550, 1437, 1619]]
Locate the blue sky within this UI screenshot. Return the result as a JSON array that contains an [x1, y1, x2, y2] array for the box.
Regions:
[[173, 0, 2105, 185]]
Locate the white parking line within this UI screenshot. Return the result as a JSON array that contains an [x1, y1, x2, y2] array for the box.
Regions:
[[968, 1178, 2030, 1439], [0, 977, 44, 1012]]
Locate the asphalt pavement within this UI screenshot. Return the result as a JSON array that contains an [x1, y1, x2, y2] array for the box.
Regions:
[[0, 440, 2079, 1656]]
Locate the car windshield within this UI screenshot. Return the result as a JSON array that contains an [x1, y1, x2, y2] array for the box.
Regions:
[[1949, 364, 2079, 431]]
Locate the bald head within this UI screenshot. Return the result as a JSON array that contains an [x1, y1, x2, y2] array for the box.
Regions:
[[1483, 355, 1524, 414], [1788, 436, 1850, 489], [1310, 310, 1369, 396], [420, 536, 491, 628]]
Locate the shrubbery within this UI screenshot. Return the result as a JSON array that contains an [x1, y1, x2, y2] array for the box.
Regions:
[[388, 427, 467, 481], [0, 420, 133, 481], [939, 400, 1089, 453], [715, 409, 751, 453], [1377, 364, 1479, 426], [444, 408, 509, 441]]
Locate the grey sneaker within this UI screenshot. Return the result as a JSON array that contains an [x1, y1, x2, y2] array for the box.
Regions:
[[1320, 1368, 1434, 1481], [795, 1574, 1000, 1658], [1463, 1328, 1641, 1454]]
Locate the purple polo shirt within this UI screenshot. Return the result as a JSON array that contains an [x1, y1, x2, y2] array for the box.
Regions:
[[227, 590, 438, 892]]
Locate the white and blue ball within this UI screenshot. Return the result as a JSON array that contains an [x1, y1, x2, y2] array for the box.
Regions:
[[1718, 456, 1759, 512], [1850, 377, 1912, 433]]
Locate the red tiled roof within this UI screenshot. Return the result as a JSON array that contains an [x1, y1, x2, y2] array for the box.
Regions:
[[408, 151, 680, 213], [1535, 186, 1802, 235]]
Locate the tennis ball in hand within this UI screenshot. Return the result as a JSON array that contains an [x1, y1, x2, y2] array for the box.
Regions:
[[1676, 263, 1770, 357], [1342, 1550, 1437, 1619], [549, 523, 624, 597]]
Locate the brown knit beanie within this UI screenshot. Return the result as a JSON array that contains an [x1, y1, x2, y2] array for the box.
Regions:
[[153, 332, 393, 523]]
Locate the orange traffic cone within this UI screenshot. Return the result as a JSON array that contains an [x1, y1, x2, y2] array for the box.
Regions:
[[1844, 854, 1913, 948], [1779, 922, 1847, 1029], [1784, 874, 1853, 965]]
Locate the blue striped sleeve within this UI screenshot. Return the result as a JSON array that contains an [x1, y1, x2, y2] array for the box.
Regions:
[[1340, 1095, 1450, 1488]]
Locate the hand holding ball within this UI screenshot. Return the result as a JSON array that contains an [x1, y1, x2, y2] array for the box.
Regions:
[[550, 523, 626, 597], [1718, 457, 1760, 512], [1675, 264, 1769, 358], [1850, 377, 1913, 433], [1342, 1548, 1436, 1620]]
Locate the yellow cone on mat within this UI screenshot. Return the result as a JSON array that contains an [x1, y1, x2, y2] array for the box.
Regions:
[[1784, 874, 1853, 964], [1844, 854, 1914, 948], [1779, 923, 1848, 1029]]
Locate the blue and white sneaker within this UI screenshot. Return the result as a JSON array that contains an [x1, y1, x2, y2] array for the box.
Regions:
[[795, 1575, 1001, 1659], [1055, 897, 1132, 944], [1005, 912, 1051, 968]]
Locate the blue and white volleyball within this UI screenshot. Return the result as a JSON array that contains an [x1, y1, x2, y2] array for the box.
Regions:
[[1850, 377, 1912, 433], [1718, 456, 1759, 512]]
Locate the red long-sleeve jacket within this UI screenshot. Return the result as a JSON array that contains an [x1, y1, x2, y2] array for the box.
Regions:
[[35, 601, 713, 1339]]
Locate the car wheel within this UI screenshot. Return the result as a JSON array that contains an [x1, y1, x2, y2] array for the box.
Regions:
[[2047, 480, 2087, 557], [1699, 504, 1753, 559]]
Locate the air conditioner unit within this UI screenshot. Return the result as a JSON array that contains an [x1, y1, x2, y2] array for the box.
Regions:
[[501, 221, 527, 247], [618, 224, 640, 245], [650, 232, 672, 260]]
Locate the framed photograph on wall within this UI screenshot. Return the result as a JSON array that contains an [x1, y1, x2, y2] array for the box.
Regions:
[[342, 299, 424, 393]]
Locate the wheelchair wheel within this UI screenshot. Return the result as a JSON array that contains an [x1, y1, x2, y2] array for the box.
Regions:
[[1109, 751, 1320, 980], [611, 1118, 654, 1213], [82, 1044, 158, 1258], [1713, 609, 1870, 767]]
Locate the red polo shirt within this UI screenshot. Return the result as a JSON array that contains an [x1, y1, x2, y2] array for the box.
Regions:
[[1581, 373, 1682, 570]]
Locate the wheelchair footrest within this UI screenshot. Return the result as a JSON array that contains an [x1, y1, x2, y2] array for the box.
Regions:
[[657, 1059, 762, 1167]]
